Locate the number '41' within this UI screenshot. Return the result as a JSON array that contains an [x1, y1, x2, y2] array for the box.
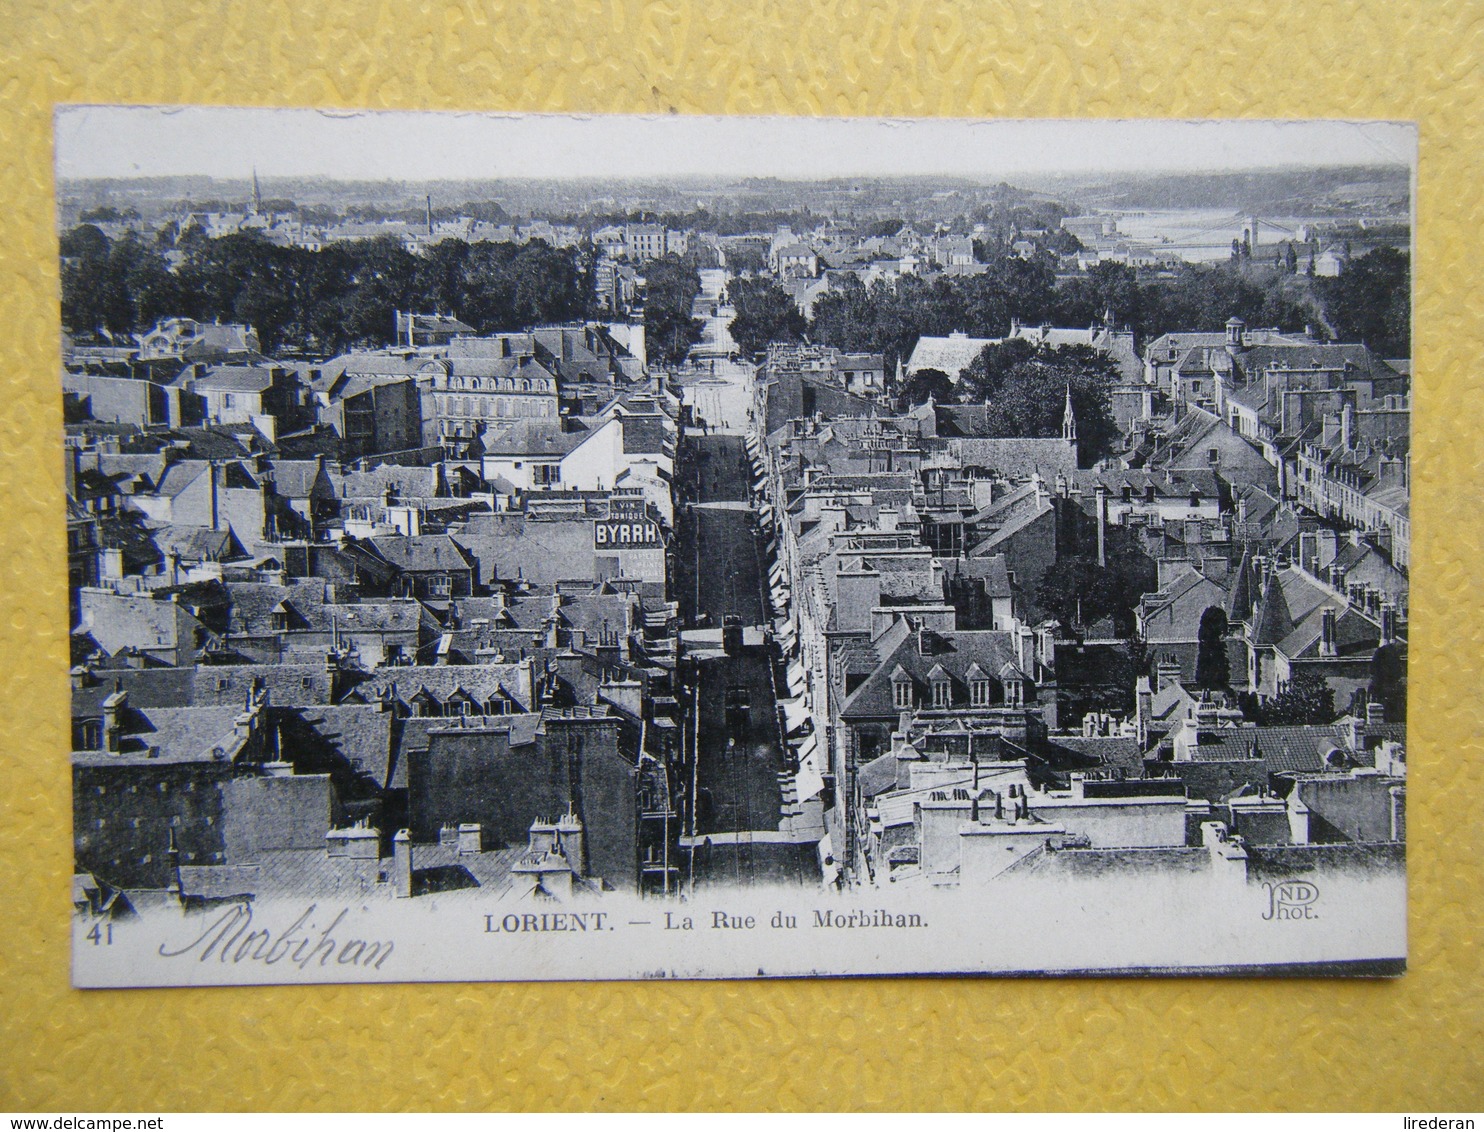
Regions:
[[86, 922, 114, 945]]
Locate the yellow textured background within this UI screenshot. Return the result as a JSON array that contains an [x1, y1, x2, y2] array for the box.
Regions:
[[1, 0, 1480, 1112]]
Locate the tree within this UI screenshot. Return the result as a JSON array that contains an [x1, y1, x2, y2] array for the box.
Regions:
[[1258, 669, 1337, 725], [1195, 606, 1230, 689], [958, 342, 1121, 465], [723, 240, 768, 275], [899, 367, 954, 408], [1321, 247, 1410, 357], [1034, 543, 1153, 637], [643, 254, 703, 366], [1368, 642, 1407, 723], [727, 275, 806, 356]]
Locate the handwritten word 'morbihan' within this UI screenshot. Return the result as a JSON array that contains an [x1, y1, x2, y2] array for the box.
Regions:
[[158, 903, 393, 970]]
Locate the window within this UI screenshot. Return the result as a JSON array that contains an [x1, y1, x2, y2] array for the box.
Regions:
[[932, 678, 950, 708], [971, 679, 990, 708], [892, 678, 911, 710]]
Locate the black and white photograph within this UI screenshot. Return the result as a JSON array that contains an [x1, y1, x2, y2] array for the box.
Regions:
[[56, 109, 1413, 984]]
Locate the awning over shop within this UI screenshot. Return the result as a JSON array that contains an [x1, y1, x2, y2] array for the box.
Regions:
[[781, 697, 810, 735], [786, 661, 807, 696]]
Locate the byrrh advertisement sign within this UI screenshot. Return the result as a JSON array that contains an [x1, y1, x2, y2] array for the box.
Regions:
[[593, 519, 663, 549]]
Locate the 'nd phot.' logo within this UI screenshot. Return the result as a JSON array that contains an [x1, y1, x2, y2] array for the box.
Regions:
[[1261, 879, 1320, 921]]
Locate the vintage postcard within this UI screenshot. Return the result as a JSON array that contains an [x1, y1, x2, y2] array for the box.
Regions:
[[57, 109, 1412, 985]]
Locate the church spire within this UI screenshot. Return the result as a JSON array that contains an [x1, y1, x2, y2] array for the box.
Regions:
[[251, 166, 262, 215], [1061, 383, 1077, 442]]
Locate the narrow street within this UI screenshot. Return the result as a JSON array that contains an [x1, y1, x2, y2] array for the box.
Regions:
[[674, 428, 820, 891]]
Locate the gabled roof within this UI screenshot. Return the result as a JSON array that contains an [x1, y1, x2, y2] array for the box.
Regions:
[[481, 418, 588, 457], [364, 535, 474, 574], [266, 460, 330, 499], [191, 366, 277, 393], [71, 704, 246, 763], [338, 464, 444, 501], [841, 626, 1022, 720]]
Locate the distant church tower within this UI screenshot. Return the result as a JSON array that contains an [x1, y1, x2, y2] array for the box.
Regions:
[[251, 167, 262, 215], [1061, 384, 1077, 442]]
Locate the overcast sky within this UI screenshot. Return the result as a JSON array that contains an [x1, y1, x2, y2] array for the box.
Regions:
[[54, 106, 1416, 182]]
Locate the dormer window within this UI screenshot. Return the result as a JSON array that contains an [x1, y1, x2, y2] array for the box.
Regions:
[[971, 678, 990, 707], [927, 664, 951, 708], [891, 671, 912, 710]]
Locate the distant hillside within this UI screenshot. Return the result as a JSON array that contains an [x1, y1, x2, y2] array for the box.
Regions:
[[1022, 165, 1410, 215]]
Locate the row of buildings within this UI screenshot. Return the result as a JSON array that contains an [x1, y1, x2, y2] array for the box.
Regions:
[[750, 311, 1407, 891], [68, 308, 698, 917]]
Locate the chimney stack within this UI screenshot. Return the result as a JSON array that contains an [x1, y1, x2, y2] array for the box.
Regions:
[[102, 687, 127, 753], [1319, 606, 1338, 657], [1095, 483, 1108, 567], [392, 829, 413, 898]]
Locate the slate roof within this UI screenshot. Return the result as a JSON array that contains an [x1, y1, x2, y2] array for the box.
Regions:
[[452, 514, 602, 586], [71, 668, 198, 717], [277, 705, 396, 789], [907, 335, 996, 379], [840, 621, 1023, 720], [338, 465, 444, 500], [191, 366, 276, 393], [149, 524, 241, 563], [266, 460, 330, 499], [364, 535, 475, 575], [191, 664, 350, 708], [341, 664, 533, 715], [224, 582, 427, 637], [72, 704, 246, 763], [480, 419, 587, 457]]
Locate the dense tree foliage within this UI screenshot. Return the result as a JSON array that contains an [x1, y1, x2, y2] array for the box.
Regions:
[[1195, 606, 1231, 689], [726, 276, 806, 356], [60, 227, 590, 354], [642, 254, 703, 366], [1369, 642, 1407, 723], [958, 341, 1121, 465], [806, 255, 1340, 377], [1254, 669, 1338, 725], [899, 367, 954, 408], [1035, 536, 1156, 636], [721, 240, 768, 275], [1320, 248, 1411, 358], [62, 229, 182, 339]]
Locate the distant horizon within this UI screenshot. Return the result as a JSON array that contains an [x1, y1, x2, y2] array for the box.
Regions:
[[59, 162, 1411, 188], [55, 107, 1417, 183]]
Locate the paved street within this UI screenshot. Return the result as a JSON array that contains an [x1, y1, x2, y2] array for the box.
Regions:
[[675, 429, 820, 890]]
